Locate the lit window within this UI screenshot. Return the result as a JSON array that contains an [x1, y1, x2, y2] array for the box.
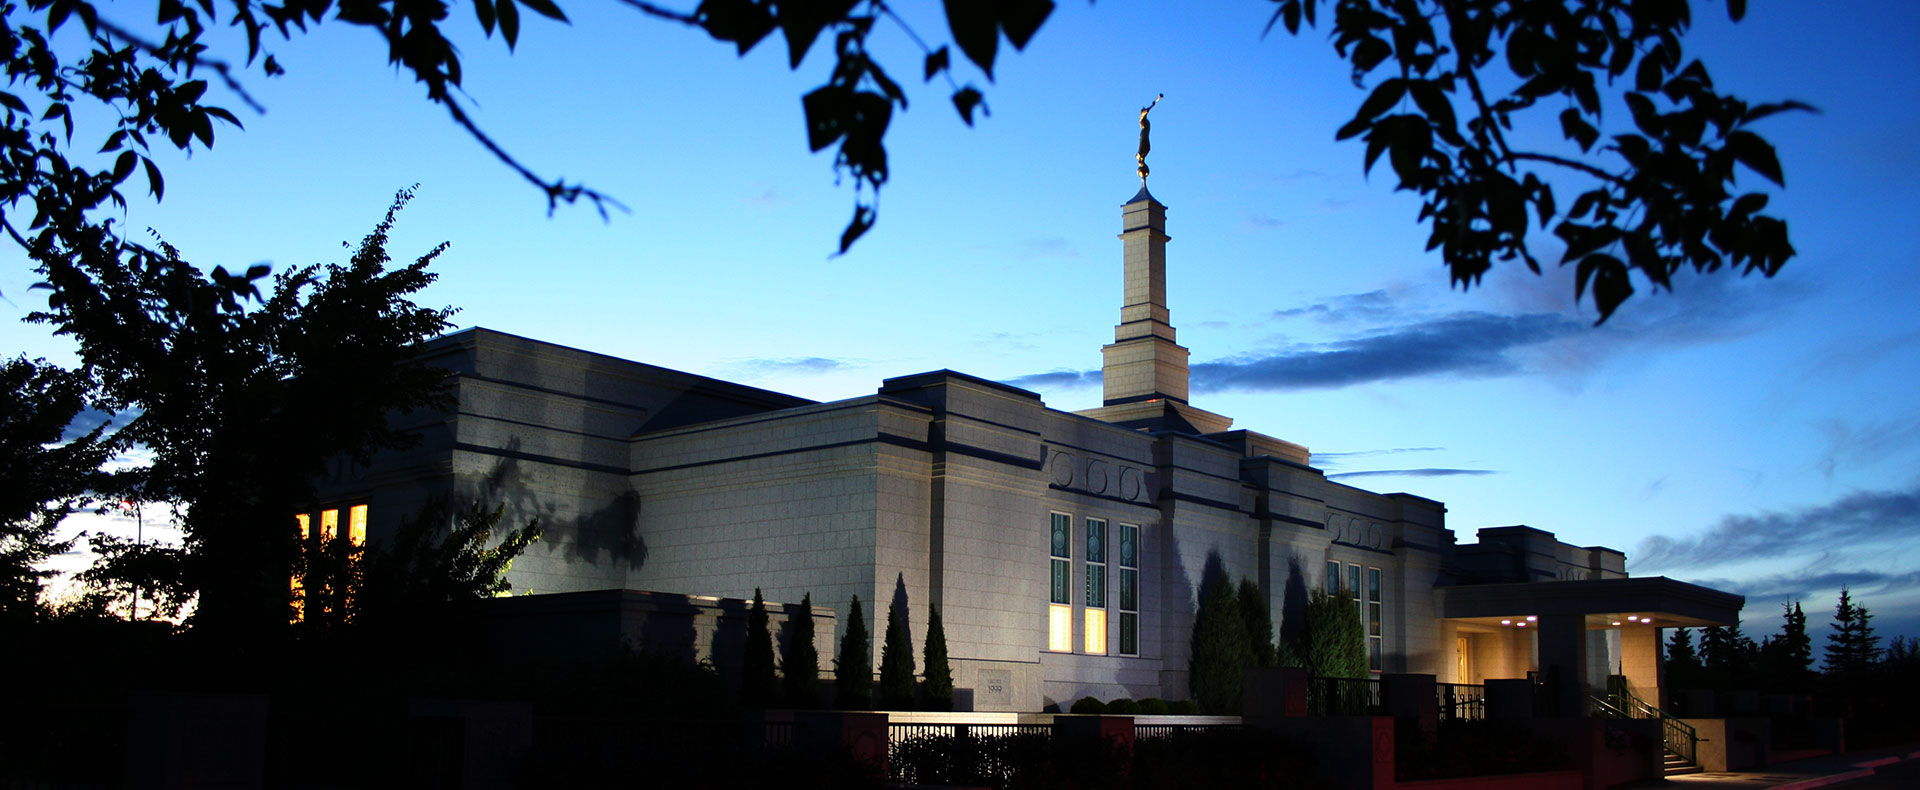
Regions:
[[1084, 608, 1107, 654], [1085, 518, 1106, 654], [1050, 604, 1073, 652], [291, 514, 311, 623], [292, 505, 368, 624], [1049, 513, 1072, 651]]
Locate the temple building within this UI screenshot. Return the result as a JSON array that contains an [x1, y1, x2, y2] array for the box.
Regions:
[[315, 182, 1742, 714]]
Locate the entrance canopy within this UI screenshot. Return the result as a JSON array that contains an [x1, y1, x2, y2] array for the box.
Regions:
[[1437, 576, 1744, 630]]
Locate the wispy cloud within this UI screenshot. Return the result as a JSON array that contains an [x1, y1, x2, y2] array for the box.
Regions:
[[725, 357, 855, 377], [1002, 369, 1100, 391], [1686, 568, 1920, 606], [1192, 311, 1583, 393], [1814, 417, 1920, 480], [741, 184, 787, 208], [1271, 289, 1403, 325], [1241, 214, 1287, 231], [1631, 485, 1920, 573], [1313, 447, 1445, 472], [1328, 468, 1498, 480], [1017, 237, 1079, 260]]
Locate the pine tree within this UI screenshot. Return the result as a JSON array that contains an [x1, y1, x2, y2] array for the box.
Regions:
[[1666, 627, 1703, 690], [1294, 589, 1367, 680], [740, 588, 778, 708], [834, 595, 872, 710], [1189, 574, 1250, 714], [782, 592, 821, 709], [1760, 601, 1815, 693], [879, 594, 916, 709], [1824, 587, 1881, 677], [1237, 578, 1277, 668], [922, 605, 954, 712], [1699, 625, 1733, 690]]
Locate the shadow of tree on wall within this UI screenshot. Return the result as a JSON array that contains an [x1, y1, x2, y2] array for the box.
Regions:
[[890, 573, 915, 660], [1278, 554, 1311, 650], [468, 437, 648, 576]]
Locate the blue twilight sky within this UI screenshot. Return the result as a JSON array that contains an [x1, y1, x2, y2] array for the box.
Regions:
[[4, 2, 1917, 642]]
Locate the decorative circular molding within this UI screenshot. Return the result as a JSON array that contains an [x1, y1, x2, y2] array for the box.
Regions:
[[1050, 451, 1076, 487], [1086, 460, 1110, 494], [1119, 467, 1144, 501]]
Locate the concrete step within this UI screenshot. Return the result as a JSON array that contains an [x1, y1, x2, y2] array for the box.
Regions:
[[1664, 752, 1701, 776]]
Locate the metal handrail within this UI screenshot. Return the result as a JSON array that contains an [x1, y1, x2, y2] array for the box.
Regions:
[[1589, 688, 1697, 765]]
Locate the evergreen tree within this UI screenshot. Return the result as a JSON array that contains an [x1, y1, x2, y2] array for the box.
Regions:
[[782, 592, 821, 709], [879, 594, 916, 710], [1824, 587, 1881, 676], [1700, 621, 1759, 690], [1189, 574, 1251, 714], [740, 588, 778, 708], [1666, 627, 1703, 690], [834, 595, 872, 710], [1237, 578, 1278, 668], [1700, 625, 1735, 690], [922, 605, 954, 712], [1293, 589, 1367, 679]]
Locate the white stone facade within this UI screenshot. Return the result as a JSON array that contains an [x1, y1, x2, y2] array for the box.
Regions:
[[317, 185, 1741, 713]]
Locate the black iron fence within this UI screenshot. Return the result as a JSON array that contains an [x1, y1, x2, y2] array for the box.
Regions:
[[1134, 723, 1244, 740], [888, 722, 1052, 742], [1307, 676, 1382, 716], [1436, 682, 1485, 722]]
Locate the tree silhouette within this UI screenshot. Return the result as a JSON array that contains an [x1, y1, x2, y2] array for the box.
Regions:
[[0, 357, 124, 621], [741, 588, 779, 708], [31, 189, 456, 641], [835, 594, 872, 710], [1666, 627, 1702, 689], [921, 605, 954, 712], [782, 592, 821, 709], [879, 594, 916, 710], [1758, 601, 1813, 693], [1823, 587, 1881, 677]]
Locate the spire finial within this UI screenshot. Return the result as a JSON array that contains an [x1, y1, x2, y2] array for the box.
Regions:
[[1136, 94, 1164, 182]]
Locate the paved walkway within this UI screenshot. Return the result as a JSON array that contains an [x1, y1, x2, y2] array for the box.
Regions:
[[1641, 745, 1920, 790]]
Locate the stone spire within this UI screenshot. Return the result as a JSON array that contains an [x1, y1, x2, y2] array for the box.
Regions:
[[1075, 101, 1232, 435], [1101, 185, 1190, 405]]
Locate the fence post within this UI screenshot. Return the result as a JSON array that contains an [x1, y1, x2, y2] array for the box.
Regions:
[[1382, 673, 1438, 753], [1243, 667, 1309, 727], [1485, 678, 1535, 720], [1052, 715, 1135, 778], [795, 711, 890, 779]]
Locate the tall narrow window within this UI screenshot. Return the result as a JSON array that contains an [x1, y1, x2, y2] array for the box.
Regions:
[[319, 508, 340, 542], [1118, 523, 1139, 655], [1367, 566, 1384, 672], [1326, 560, 1341, 595], [1084, 518, 1107, 654], [348, 504, 368, 546], [291, 514, 312, 623], [1347, 563, 1362, 610], [1049, 513, 1072, 652]]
